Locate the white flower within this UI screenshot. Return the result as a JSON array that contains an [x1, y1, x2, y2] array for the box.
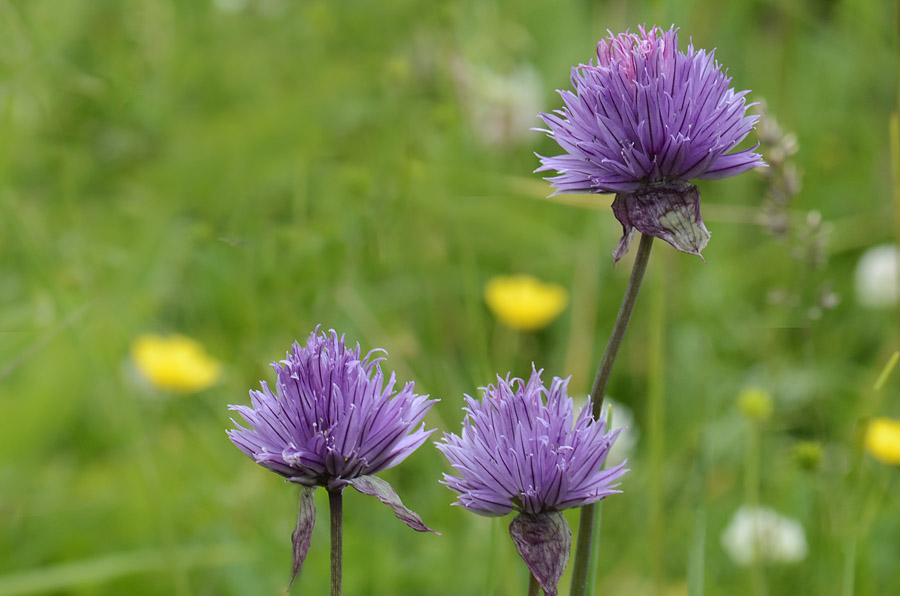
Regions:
[[604, 398, 637, 467], [721, 506, 808, 566], [854, 244, 900, 309], [212, 0, 248, 12], [212, 0, 286, 16], [454, 61, 543, 148]]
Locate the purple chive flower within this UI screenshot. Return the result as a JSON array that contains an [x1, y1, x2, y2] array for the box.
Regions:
[[437, 368, 626, 595], [228, 328, 438, 584], [536, 25, 766, 261]]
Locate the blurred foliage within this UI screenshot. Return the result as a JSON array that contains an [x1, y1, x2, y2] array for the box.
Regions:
[[1, 0, 899, 594]]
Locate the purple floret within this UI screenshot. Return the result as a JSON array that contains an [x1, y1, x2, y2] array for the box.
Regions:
[[437, 367, 627, 517], [228, 328, 436, 491]]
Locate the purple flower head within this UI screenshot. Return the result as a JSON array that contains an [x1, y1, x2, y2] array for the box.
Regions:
[[437, 367, 627, 517], [228, 328, 439, 584], [228, 328, 436, 490], [536, 25, 766, 261], [437, 367, 626, 595]]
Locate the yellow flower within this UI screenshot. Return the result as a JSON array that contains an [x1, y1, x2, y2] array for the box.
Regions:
[[865, 417, 900, 465], [484, 275, 569, 331], [131, 333, 222, 394]]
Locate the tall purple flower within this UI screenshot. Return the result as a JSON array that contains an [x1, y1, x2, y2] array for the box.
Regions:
[[228, 328, 438, 585], [536, 25, 766, 261], [437, 368, 626, 595]]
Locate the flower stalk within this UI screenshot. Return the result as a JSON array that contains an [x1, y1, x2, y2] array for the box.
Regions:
[[329, 489, 343, 596], [570, 233, 654, 596], [528, 573, 541, 596]]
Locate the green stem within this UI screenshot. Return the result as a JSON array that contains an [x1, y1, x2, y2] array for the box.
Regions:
[[570, 504, 598, 596], [745, 423, 761, 508], [588, 233, 655, 420], [648, 254, 666, 595], [584, 499, 604, 590], [688, 419, 710, 596], [687, 510, 706, 596], [329, 489, 343, 596], [570, 233, 655, 596], [840, 535, 857, 596], [745, 422, 766, 596], [528, 572, 541, 596], [484, 518, 501, 595]]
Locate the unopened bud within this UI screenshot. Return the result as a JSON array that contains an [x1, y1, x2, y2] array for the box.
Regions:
[[737, 387, 773, 422]]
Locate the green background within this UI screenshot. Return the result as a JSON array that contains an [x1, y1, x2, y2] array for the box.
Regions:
[[1, 0, 898, 594]]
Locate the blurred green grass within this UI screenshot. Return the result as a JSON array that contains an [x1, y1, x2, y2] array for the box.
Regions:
[[1, 0, 899, 594]]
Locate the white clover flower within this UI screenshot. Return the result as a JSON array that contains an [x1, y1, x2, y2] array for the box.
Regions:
[[454, 61, 543, 148], [854, 244, 900, 309], [721, 505, 808, 566]]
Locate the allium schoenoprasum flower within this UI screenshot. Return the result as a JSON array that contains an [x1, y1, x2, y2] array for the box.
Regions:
[[536, 25, 766, 261], [437, 368, 627, 596], [228, 328, 438, 584]]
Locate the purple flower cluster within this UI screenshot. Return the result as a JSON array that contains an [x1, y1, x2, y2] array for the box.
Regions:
[[437, 368, 626, 516], [228, 328, 435, 490], [231, 25, 767, 588], [228, 331, 628, 594], [536, 25, 765, 259]]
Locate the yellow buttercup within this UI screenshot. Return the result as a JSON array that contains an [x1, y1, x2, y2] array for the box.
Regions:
[[132, 333, 222, 394], [484, 275, 569, 332], [865, 417, 900, 466]]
